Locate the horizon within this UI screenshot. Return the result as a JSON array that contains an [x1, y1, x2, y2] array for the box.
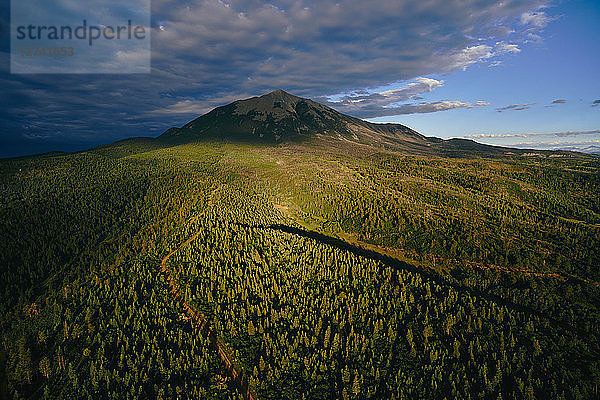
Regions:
[[1, 88, 598, 158], [1, 0, 599, 157]]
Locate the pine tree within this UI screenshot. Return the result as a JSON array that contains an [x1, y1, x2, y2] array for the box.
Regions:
[[39, 356, 51, 379], [343, 388, 350, 400], [342, 365, 351, 383], [332, 333, 340, 353], [533, 338, 541, 356], [453, 339, 460, 358], [259, 356, 266, 372], [352, 374, 361, 396]]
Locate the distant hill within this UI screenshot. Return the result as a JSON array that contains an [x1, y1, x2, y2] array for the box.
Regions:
[[561, 144, 600, 155]]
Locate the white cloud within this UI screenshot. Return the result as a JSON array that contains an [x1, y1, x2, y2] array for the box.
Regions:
[[465, 133, 530, 139], [149, 92, 254, 115], [382, 77, 445, 100], [520, 11, 552, 28], [315, 77, 471, 117], [315, 77, 443, 107], [464, 130, 600, 139], [493, 42, 521, 55], [443, 45, 494, 71], [462, 131, 600, 154], [395, 100, 489, 114], [150, 100, 211, 115], [496, 103, 536, 112], [524, 32, 544, 44]]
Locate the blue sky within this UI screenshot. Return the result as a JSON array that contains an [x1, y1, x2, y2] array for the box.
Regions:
[[1, 0, 599, 157], [369, 0, 600, 151]]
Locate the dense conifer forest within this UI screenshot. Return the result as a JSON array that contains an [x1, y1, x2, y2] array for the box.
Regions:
[[1, 138, 599, 399]]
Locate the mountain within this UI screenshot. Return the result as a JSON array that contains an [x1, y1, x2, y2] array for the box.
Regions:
[[159, 90, 552, 157], [160, 89, 424, 144]]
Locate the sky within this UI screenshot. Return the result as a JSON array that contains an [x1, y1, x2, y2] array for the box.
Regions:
[[1, 0, 599, 157]]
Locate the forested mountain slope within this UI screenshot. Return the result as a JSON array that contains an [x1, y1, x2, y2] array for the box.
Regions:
[[1, 115, 599, 399]]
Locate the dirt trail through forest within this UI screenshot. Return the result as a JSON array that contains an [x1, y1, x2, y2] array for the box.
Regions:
[[159, 229, 257, 400], [156, 198, 597, 399]]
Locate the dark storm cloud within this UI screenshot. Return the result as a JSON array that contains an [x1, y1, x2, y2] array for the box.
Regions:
[[1, 0, 552, 156], [149, 0, 542, 93]]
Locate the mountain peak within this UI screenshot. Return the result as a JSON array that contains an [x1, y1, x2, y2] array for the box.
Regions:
[[266, 89, 291, 96], [259, 89, 302, 105], [160, 90, 427, 146], [233, 89, 306, 117]]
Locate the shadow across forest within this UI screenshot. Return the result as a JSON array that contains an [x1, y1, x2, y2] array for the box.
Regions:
[[242, 223, 593, 340]]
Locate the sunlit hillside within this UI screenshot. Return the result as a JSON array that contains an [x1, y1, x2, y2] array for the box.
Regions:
[[1, 128, 599, 399]]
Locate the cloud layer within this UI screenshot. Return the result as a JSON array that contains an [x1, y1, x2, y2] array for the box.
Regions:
[[1, 0, 556, 155], [314, 78, 488, 118], [463, 130, 600, 154]]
